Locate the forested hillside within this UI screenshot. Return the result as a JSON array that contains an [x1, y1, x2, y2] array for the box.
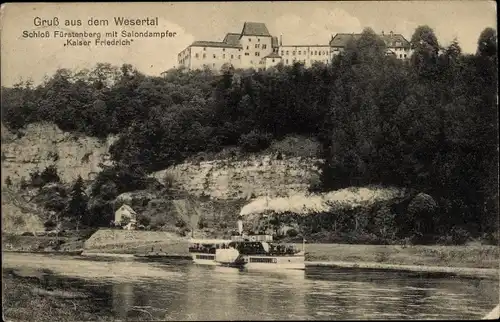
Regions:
[[2, 26, 497, 243]]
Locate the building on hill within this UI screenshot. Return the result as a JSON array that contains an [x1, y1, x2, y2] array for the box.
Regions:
[[175, 23, 412, 73], [329, 30, 412, 59], [114, 204, 137, 230]]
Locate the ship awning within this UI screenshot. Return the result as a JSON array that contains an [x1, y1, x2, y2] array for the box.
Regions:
[[189, 239, 232, 244]]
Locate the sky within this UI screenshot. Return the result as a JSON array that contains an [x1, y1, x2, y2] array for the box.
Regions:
[[1, 1, 497, 87]]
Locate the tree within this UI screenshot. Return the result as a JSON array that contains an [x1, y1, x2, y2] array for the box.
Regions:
[[5, 176, 12, 187], [476, 27, 497, 57], [410, 25, 440, 78], [65, 176, 88, 230]]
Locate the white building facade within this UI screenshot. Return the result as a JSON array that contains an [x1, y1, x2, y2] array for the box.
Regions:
[[176, 22, 412, 72]]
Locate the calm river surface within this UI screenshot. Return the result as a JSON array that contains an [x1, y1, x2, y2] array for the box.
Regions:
[[3, 253, 498, 320]]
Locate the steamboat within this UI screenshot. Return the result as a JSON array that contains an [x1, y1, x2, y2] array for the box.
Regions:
[[188, 217, 305, 270]]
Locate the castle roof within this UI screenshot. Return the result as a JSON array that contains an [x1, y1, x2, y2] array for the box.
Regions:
[[223, 33, 241, 46], [241, 22, 271, 37], [329, 32, 410, 49], [264, 52, 282, 59], [191, 40, 242, 49]]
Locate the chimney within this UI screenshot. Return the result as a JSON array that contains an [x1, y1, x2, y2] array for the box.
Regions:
[[237, 215, 243, 235]]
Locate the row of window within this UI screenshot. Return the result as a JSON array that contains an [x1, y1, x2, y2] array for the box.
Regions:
[[203, 47, 242, 52], [195, 255, 215, 260], [193, 53, 242, 59], [281, 50, 330, 56]]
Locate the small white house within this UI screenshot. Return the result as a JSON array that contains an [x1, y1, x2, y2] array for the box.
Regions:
[[114, 204, 137, 230]]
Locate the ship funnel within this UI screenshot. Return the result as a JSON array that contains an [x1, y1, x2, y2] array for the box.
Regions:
[[237, 219, 243, 235]]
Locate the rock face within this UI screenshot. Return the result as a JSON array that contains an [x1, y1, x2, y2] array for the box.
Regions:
[[152, 156, 323, 200], [1, 123, 117, 186]]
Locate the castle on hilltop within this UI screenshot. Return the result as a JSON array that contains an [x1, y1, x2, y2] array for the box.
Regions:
[[176, 22, 412, 72]]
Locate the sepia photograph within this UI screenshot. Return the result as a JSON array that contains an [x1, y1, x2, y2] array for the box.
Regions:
[[1, 1, 498, 321]]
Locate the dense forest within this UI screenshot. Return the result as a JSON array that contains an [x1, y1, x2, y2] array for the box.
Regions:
[[2, 26, 498, 242]]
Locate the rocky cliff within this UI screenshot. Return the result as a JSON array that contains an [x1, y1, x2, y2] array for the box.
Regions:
[[1, 122, 117, 187], [151, 155, 322, 200]]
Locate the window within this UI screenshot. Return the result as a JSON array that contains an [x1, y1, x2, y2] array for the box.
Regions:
[[262, 44, 266, 49], [195, 53, 199, 58], [213, 54, 216, 58], [249, 38, 251, 42], [255, 44, 259, 48], [196, 255, 215, 260], [231, 55, 234, 59], [203, 47, 206, 51], [298, 51, 301, 55], [250, 60, 253, 64], [286, 59, 288, 64], [247, 46, 249, 50], [400, 54, 402, 58], [249, 257, 274, 263], [286, 51, 289, 55], [292, 51, 295, 55], [258, 38, 260, 42], [281, 51, 284, 55], [203, 53, 206, 58], [255, 52, 260, 56], [238, 55, 241, 59], [404, 54, 407, 58], [314, 51, 317, 55], [212, 63, 215, 68], [272, 59, 275, 62], [223, 54, 225, 59], [244, 52, 249, 56]]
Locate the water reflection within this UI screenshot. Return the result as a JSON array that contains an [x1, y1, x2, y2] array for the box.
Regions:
[[3, 254, 498, 321]]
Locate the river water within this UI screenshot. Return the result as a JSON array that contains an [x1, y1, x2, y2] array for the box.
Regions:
[[3, 253, 498, 320]]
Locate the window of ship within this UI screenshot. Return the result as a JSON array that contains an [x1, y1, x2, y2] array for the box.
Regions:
[[249, 257, 274, 263], [196, 255, 215, 260]]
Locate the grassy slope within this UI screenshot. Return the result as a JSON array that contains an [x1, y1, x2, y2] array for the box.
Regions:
[[2, 268, 115, 322]]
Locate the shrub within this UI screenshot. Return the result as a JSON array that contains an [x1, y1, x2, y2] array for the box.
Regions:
[[238, 130, 272, 153], [40, 165, 61, 185], [150, 214, 168, 230], [450, 226, 472, 245], [286, 228, 299, 238]]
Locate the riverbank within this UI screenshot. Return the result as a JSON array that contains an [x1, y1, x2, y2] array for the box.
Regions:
[[4, 230, 499, 271], [2, 268, 115, 322]]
